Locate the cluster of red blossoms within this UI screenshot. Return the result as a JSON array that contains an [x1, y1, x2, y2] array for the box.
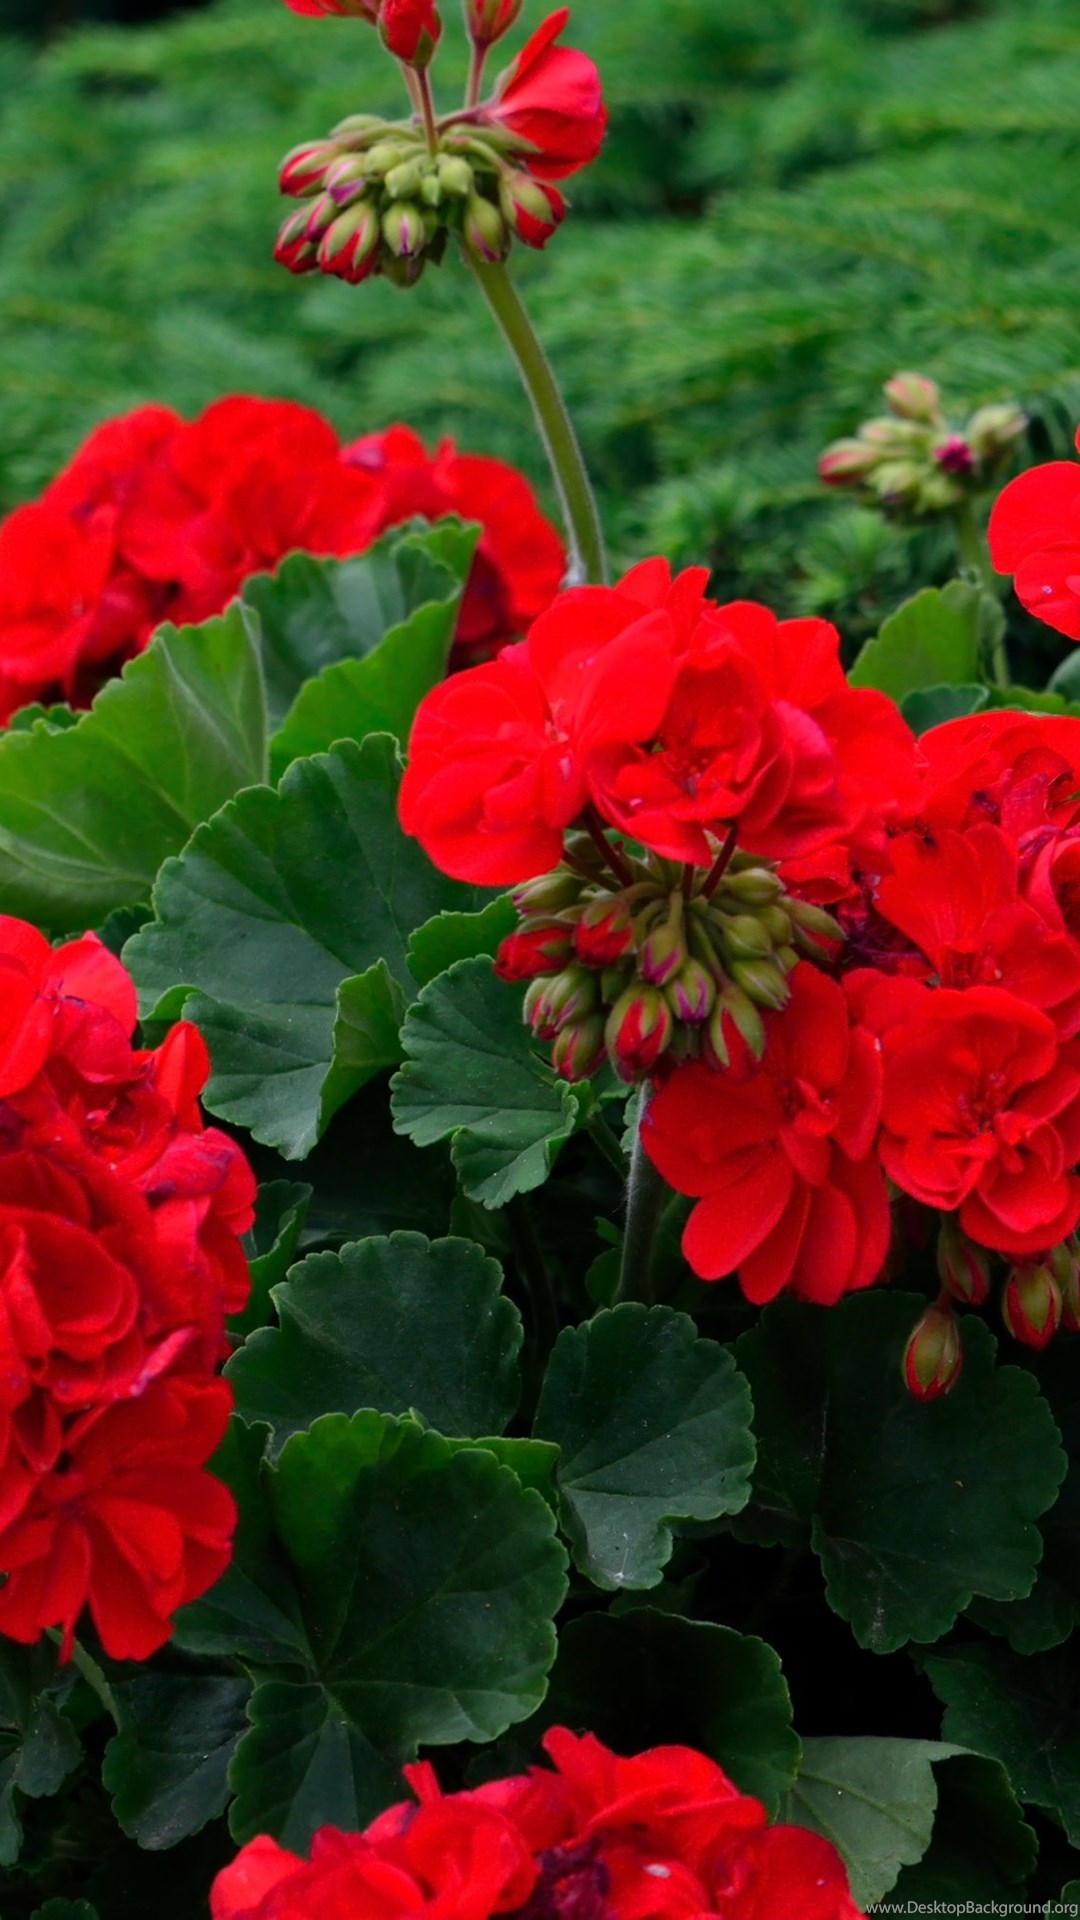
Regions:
[[211, 1727, 864, 1920], [0, 918, 255, 1660], [401, 553, 1080, 1384], [989, 422, 1080, 641], [0, 398, 563, 724]]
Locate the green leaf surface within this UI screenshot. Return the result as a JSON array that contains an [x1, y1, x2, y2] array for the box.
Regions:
[[231, 1180, 313, 1342], [103, 1673, 251, 1851], [849, 581, 981, 699], [889, 1753, 1037, 1902], [125, 737, 476, 1158], [181, 1414, 566, 1848], [242, 520, 477, 733], [1060, 1885, 1080, 1907], [391, 958, 582, 1208], [30, 1906, 99, 1920], [900, 683, 989, 732], [0, 607, 267, 931], [0, 1643, 81, 1867], [534, 1303, 756, 1590], [526, 1609, 798, 1818], [734, 1293, 1065, 1651], [227, 1233, 522, 1455], [925, 1643, 1080, 1845], [407, 898, 517, 989]]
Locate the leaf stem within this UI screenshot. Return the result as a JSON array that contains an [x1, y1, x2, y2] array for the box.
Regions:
[[702, 824, 739, 900], [464, 257, 608, 588], [415, 68, 440, 155], [615, 1093, 666, 1306], [48, 1630, 119, 1725], [465, 42, 488, 109], [951, 498, 1010, 686], [583, 806, 634, 886]]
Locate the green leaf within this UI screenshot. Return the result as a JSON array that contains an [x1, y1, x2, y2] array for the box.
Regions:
[[125, 737, 477, 1158], [0, 606, 267, 931], [525, 1609, 798, 1818], [6, 703, 78, 732], [890, 1753, 1037, 1901], [30, 1906, 99, 1920], [391, 958, 582, 1208], [449, 1436, 560, 1502], [925, 1643, 1080, 1845], [231, 1180, 313, 1342], [849, 582, 981, 699], [0, 1643, 81, 1866], [227, 1233, 522, 1456], [221, 1413, 567, 1847], [786, 1739, 1036, 1906], [103, 1673, 251, 1850], [734, 1293, 1065, 1651], [900, 683, 989, 733], [534, 1303, 756, 1590], [269, 535, 477, 781], [242, 521, 477, 733], [407, 897, 517, 989], [983, 683, 1080, 717], [1050, 649, 1080, 700], [1060, 1885, 1080, 1907]]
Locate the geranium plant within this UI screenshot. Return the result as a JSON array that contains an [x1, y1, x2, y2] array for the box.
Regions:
[[1, 3, 1080, 1915]]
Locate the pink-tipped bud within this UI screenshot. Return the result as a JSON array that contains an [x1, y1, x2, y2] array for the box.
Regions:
[[319, 201, 381, 280], [1002, 1263, 1062, 1351], [465, 0, 522, 46], [381, 201, 427, 259], [605, 986, 674, 1083], [495, 922, 574, 983], [903, 1304, 963, 1403], [702, 986, 766, 1070], [933, 434, 975, 477], [499, 171, 567, 250], [274, 207, 321, 274], [818, 438, 880, 486], [936, 1218, 991, 1308], [279, 142, 334, 198], [883, 371, 942, 424], [378, 0, 441, 66], [463, 193, 509, 264], [666, 958, 716, 1027], [640, 918, 686, 987], [528, 966, 598, 1038], [575, 897, 635, 969], [552, 1015, 607, 1084]]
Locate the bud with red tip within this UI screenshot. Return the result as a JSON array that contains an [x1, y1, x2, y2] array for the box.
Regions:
[[498, 171, 567, 250], [936, 1218, 991, 1308], [283, 0, 379, 19], [280, 142, 335, 198], [666, 959, 716, 1027], [319, 201, 381, 282], [1002, 1262, 1062, 1351], [274, 207, 321, 275], [640, 913, 686, 987], [903, 1303, 963, 1403], [605, 986, 673, 1082], [495, 922, 574, 983], [575, 897, 635, 969], [883, 372, 942, 424], [379, 0, 441, 65], [552, 1015, 606, 1083], [818, 439, 881, 486], [527, 965, 598, 1038], [465, 0, 522, 47]]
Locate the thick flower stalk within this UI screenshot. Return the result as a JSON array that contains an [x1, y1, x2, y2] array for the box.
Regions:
[[211, 1727, 866, 1919]]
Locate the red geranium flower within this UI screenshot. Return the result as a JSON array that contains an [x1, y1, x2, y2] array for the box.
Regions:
[[0, 503, 116, 720], [282, 0, 378, 17], [379, 0, 441, 64], [482, 8, 607, 183], [860, 977, 1080, 1255], [988, 427, 1080, 640], [643, 964, 890, 1303]]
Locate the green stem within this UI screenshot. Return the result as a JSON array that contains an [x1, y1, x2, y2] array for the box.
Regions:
[[587, 1111, 630, 1179], [465, 258, 608, 587], [465, 41, 488, 110], [48, 1630, 119, 1725], [415, 68, 440, 155], [952, 498, 1010, 686], [615, 1095, 667, 1305]]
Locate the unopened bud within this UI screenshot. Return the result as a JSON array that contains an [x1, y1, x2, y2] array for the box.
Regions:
[[1050, 1238, 1080, 1332], [729, 957, 791, 1010], [499, 171, 567, 250], [363, 139, 418, 178], [966, 402, 1027, 465], [575, 896, 635, 968], [280, 142, 333, 199], [788, 899, 844, 947], [933, 434, 975, 477], [382, 201, 427, 259], [512, 871, 581, 917], [385, 157, 428, 200], [605, 986, 674, 1083], [379, 0, 442, 68], [884, 371, 942, 424], [719, 913, 774, 962], [721, 865, 785, 907], [531, 965, 599, 1036], [465, 0, 522, 45], [436, 154, 476, 199], [702, 986, 766, 1070], [640, 915, 686, 987], [274, 207, 320, 275], [903, 1304, 963, 1402], [495, 922, 574, 984], [1002, 1262, 1062, 1351], [936, 1219, 991, 1307], [665, 958, 716, 1027], [758, 905, 793, 946], [552, 1014, 606, 1084], [818, 438, 881, 486], [325, 153, 375, 194], [463, 193, 509, 264], [319, 201, 381, 280]]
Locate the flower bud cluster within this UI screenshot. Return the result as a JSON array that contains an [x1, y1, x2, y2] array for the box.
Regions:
[[819, 372, 1027, 517], [495, 843, 841, 1085], [904, 1226, 1080, 1401], [276, 114, 566, 288]]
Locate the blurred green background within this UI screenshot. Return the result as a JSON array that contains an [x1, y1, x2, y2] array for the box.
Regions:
[[1, 0, 1079, 648]]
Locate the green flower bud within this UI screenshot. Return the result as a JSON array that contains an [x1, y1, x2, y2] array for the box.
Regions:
[[463, 193, 509, 264], [436, 153, 476, 198], [729, 958, 791, 1011], [512, 871, 582, 916], [720, 865, 785, 907], [382, 202, 427, 259], [718, 913, 774, 962]]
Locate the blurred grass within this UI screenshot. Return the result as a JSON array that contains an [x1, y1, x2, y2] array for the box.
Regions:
[[1, 0, 1078, 650]]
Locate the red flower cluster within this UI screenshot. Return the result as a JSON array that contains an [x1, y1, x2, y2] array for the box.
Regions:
[[400, 558, 916, 886], [0, 399, 564, 723], [211, 1727, 864, 1920], [0, 918, 254, 1660], [989, 425, 1080, 640]]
